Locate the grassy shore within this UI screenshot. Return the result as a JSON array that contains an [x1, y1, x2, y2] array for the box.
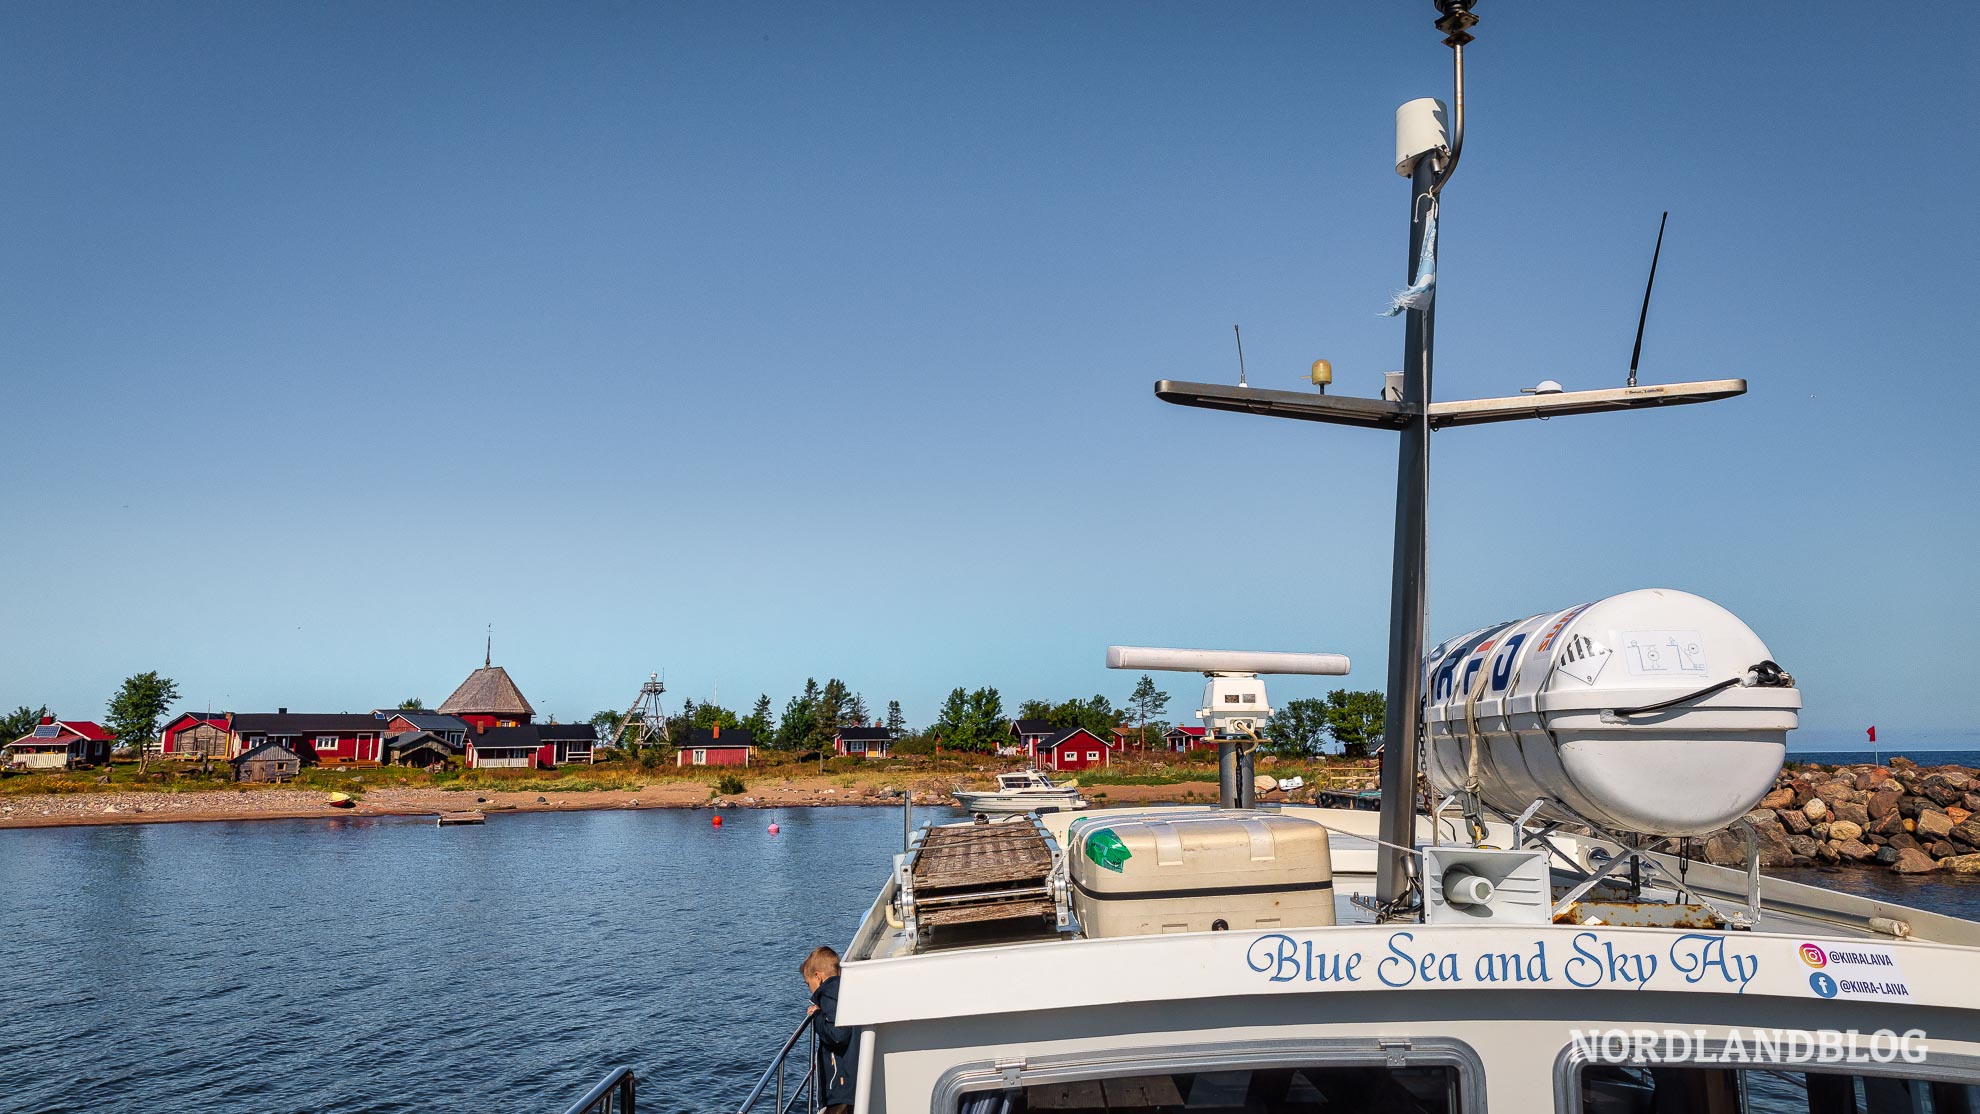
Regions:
[[0, 751, 1381, 829]]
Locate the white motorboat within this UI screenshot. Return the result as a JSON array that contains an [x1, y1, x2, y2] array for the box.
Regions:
[[952, 769, 1089, 815], [559, 9, 1980, 1114]]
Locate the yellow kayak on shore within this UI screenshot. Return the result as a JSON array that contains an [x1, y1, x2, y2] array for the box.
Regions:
[[326, 792, 355, 809]]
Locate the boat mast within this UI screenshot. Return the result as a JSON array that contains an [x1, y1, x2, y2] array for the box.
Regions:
[[1376, 0, 1477, 909]]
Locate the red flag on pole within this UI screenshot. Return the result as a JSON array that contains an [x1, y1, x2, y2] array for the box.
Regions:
[[1867, 726, 1877, 744]]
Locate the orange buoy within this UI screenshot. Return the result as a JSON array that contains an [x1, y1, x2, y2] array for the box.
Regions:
[[712, 815, 723, 827], [768, 823, 781, 834]]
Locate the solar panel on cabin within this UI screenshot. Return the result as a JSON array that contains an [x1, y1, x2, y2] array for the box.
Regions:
[[33, 725, 59, 738]]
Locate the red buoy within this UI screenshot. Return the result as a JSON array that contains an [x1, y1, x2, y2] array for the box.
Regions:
[[768, 823, 781, 834], [712, 815, 723, 827]]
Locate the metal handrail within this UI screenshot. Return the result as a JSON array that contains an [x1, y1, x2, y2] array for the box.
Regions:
[[563, 1065, 636, 1114], [737, 1014, 815, 1114]]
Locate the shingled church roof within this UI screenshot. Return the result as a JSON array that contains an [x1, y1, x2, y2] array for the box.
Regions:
[[437, 665, 535, 718]]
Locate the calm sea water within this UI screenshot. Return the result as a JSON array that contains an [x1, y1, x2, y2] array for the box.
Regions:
[[0, 806, 955, 1114], [9, 803, 1980, 1114]]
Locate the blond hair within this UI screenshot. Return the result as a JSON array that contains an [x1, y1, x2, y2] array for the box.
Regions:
[[801, 945, 841, 981]]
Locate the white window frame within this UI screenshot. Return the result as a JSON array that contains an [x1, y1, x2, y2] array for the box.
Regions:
[[1087, 750, 1101, 761], [693, 749, 707, 765], [316, 735, 339, 750]]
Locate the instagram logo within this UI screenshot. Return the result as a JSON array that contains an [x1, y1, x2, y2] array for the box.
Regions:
[[1800, 944, 1828, 968]]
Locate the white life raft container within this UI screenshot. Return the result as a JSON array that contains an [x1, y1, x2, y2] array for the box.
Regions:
[[1421, 588, 1800, 836], [1067, 811, 1334, 938]]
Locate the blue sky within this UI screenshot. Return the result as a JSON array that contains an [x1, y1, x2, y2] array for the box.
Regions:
[[3, 2, 1974, 750]]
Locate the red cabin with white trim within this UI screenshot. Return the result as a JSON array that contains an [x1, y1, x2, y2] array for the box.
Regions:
[[1034, 727, 1114, 772], [678, 724, 753, 767]]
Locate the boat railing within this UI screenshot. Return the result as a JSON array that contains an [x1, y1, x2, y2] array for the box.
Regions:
[[562, 1065, 636, 1114], [736, 1013, 816, 1114]]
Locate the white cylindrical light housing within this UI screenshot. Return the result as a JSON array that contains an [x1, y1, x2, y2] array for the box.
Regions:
[[1395, 97, 1450, 178], [1106, 646, 1350, 676]]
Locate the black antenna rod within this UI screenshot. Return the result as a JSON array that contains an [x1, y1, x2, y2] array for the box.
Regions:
[[1233, 324, 1247, 387], [1628, 211, 1668, 389]]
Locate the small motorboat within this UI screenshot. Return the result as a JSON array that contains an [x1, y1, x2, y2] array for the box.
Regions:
[[952, 770, 1089, 815], [326, 792, 356, 809]]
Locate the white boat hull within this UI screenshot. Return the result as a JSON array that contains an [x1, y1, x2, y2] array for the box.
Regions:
[[951, 788, 1089, 814]]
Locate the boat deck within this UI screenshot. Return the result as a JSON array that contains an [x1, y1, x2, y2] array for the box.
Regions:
[[853, 806, 1980, 963], [903, 820, 1059, 932]]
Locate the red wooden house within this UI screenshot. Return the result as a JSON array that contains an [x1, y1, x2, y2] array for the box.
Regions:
[[230, 711, 387, 766], [1034, 727, 1114, 772], [157, 712, 233, 759], [678, 724, 753, 767], [1165, 726, 1213, 753], [3, 716, 114, 770], [464, 725, 547, 769], [833, 726, 893, 759]]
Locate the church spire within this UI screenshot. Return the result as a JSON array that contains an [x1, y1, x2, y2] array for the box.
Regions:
[[485, 624, 492, 668]]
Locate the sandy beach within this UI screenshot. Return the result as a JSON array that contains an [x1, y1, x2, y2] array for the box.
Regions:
[[0, 776, 1229, 830]]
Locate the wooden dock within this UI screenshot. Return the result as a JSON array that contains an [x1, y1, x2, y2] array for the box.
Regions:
[[436, 811, 487, 826], [906, 821, 1057, 932]]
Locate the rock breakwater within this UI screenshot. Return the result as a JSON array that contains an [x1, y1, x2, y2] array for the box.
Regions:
[[1687, 757, 1980, 876]]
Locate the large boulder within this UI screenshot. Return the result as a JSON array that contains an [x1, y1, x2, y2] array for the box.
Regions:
[[1952, 806, 1974, 826], [1869, 810, 1905, 837], [1856, 767, 1895, 791], [1916, 809, 1957, 841], [1931, 840, 1959, 858], [1754, 821, 1794, 867], [1922, 780, 1964, 807], [1944, 853, 1980, 875], [1760, 786, 1796, 811], [1867, 786, 1903, 819], [1888, 832, 1920, 852], [1835, 837, 1877, 862], [1894, 847, 1939, 874], [1814, 781, 1860, 806], [1803, 797, 1830, 822], [1962, 792, 1980, 813], [1786, 834, 1822, 860], [1952, 817, 1980, 848], [1815, 840, 1842, 863], [1698, 829, 1745, 866], [1892, 756, 1918, 771], [1782, 809, 1812, 834], [1827, 820, 1865, 843], [1898, 794, 1930, 819], [1835, 801, 1871, 828]]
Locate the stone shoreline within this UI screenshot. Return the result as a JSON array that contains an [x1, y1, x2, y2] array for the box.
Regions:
[[1688, 757, 1980, 876]]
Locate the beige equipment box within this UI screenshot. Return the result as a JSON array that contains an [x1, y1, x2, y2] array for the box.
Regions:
[[1067, 810, 1335, 938]]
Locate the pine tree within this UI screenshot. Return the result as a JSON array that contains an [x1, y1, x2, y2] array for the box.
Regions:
[[742, 694, 774, 743], [885, 700, 907, 736]]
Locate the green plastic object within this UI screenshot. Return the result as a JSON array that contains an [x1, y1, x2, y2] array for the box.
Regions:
[[1084, 827, 1132, 874]]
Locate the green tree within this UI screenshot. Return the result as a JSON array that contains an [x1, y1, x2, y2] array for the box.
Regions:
[[397, 697, 426, 711], [844, 692, 870, 728], [106, 672, 180, 770], [777, 679, 821, 750], [0, 705, 50, 744], [741, 695, 774, 744], [1265, 697, 1331, 757], [1043, 695, 1119, 738], [1323, 689, 1386, 759], [885, 700, 907, 736], [1016, 699, 1053, 721], [1122, 675, 1171, 748], [933, 686, 1005, 752], [814, 679, 852, 743]]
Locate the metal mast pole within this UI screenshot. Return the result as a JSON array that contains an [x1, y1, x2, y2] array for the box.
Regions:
[[1375, 151, 1439, 905]]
